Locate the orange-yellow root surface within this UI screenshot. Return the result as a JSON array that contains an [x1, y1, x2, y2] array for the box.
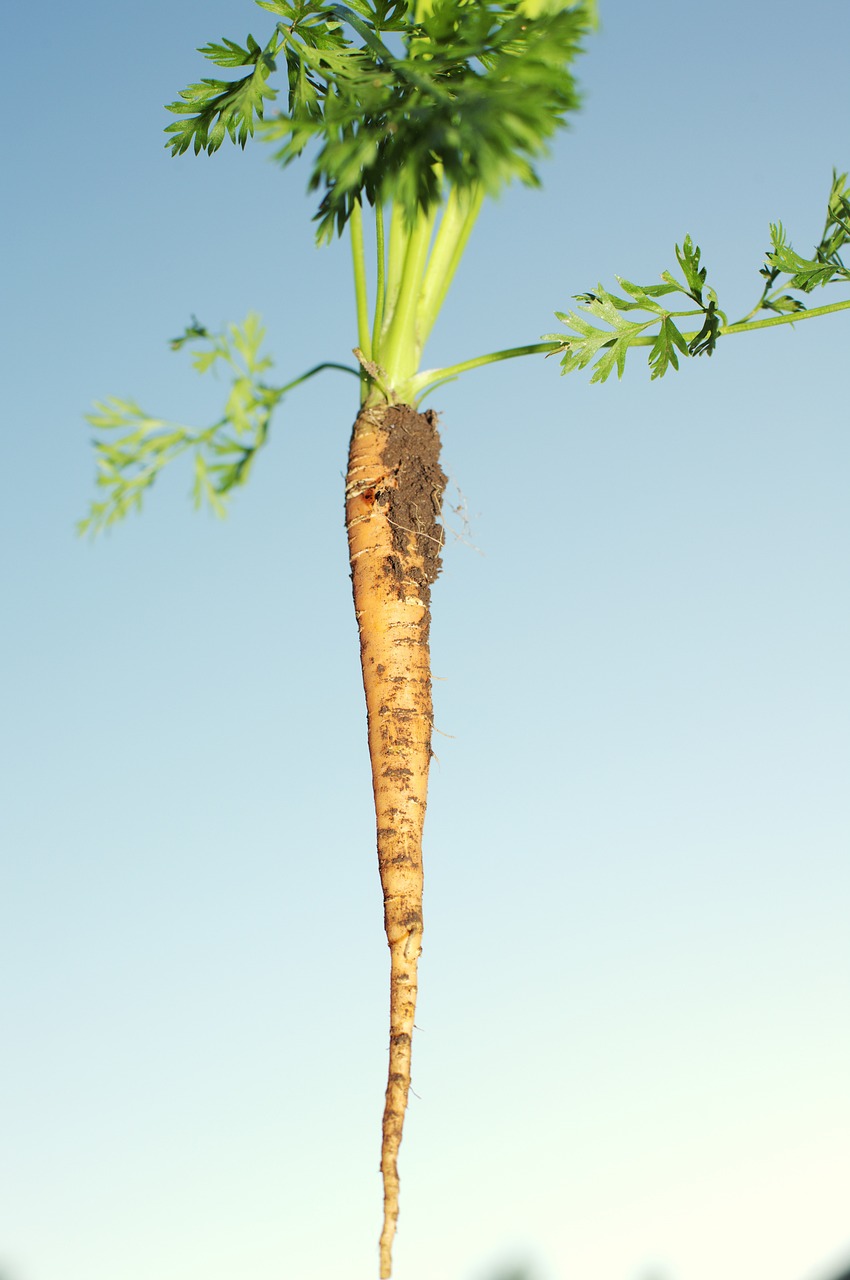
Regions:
[[345, 402, 446, 1278]]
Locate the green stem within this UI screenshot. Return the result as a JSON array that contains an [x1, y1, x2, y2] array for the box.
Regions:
[[372, 199, 387, 360], [278, 360, 361, 395], [719, 296, 850, 335], [350, 198, 372, 361], [379, 206, 438, 391], [411, 343, 550, 399], [417, 184, 484, 347], [381, 202, 410, 345], [733, 280, 777, 327]]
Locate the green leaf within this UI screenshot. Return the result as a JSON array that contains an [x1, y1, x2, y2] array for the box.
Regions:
[[547, 237, 727, 382], [760, 293, 807, 315], [198, 34, 264, 68], [648, 315, 688, 379], [544, 286, 658, 383], [744, 174, 850, 321], [170, 317, 210, 350], [256, 0, 300, 16], [819, 169, 850, 261], [687, 297, 721, 358], [165, 30, 280, 155], [766, 224, 839, 291], [765, 186, 850, 293], [673, 235, 708, 302], [191, 347, 225, 374], [614, 277, 679, 312], [86, 397, 158, 430]]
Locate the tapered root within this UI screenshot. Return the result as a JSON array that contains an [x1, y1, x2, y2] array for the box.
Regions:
[[379, 936, 420, 1276], [345, 402, 446, 1278]]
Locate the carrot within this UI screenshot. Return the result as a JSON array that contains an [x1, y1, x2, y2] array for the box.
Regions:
[[345, 400, 447, 1278]]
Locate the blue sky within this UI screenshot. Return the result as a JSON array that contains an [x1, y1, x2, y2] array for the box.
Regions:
[[2, 3, 849, 1280]]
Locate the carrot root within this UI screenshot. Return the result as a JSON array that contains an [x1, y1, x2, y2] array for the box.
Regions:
[[345, 402, 447, 1278]]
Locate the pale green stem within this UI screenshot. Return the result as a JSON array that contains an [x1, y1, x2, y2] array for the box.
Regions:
[[411, 343, 548, 400], [278, 360, 361, 395], [381, 202, 410, 345], [379, 206, 438, 389], [417, 184, 484, 347], [733, 284, 776, 327], [371, 199, 387, 360], [718, 296, 850, 334], [350, 199, 372, 362]]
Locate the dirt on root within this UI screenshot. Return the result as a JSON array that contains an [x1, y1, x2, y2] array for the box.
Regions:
[[379, 405, 447, 602]]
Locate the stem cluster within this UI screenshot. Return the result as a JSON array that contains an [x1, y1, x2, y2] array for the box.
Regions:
[[349, 184, 484, 405]]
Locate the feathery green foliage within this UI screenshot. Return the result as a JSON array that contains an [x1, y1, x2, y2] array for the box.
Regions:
[[166, 34, 279, 152], [165, 0, 593, 240], [764, 169, 850, 298], [88, 0, 594, 528], [81, 316, 289, 534], [544, 171, 850, 382]]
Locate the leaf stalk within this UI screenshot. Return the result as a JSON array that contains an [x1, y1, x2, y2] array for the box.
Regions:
[[411, 294, 850, 399]]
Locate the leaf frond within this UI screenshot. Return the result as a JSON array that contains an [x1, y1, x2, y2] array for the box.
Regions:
[[545, 255, 717, 383], [545, 166, 850, 386], [80, 315, 284, 535], [165, 0, 595, 237]]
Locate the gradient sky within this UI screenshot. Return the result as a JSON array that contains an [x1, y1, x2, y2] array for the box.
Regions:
[[2, 4, 849, 1280]]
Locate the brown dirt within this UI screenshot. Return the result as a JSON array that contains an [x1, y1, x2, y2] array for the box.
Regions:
[[377, 404, 447, 602]]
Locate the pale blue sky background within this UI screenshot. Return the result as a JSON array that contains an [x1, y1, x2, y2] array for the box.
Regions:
[[2, 4, 849, 1280]]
